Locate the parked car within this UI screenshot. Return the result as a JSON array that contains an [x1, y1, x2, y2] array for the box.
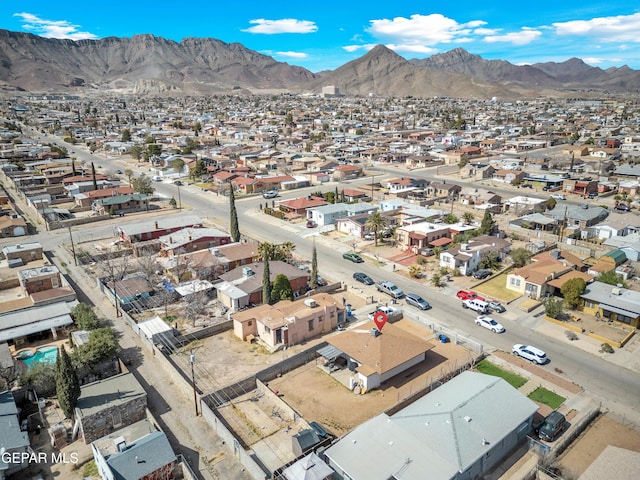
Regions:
[[173, 180, 183, 186], [538, 411, 567, 442], [615, 204, 631, 212], [475, 315, 505, 333], [115, 170, 123, 174], [262, 190, 278, 199], [456, 290, 484, 301], [368, 306, 400, 321], [353, 272, 374, 285], [364, 232, 375, 240], [376, 281, 404, 299], [405, 293, 431, 310], [343, 252, 364, 263], [550, 193, 566, 200], [512, 344, 548, 365], [306, 220, 317, 228], [488, 301, 506, 313], [587, 192, 598, 199], [472, 269, 493, 280], [462, 298, 489, 314], [521, 183, 533, 189], [420, 248, 434, 257], [316, 275, 328, 287]]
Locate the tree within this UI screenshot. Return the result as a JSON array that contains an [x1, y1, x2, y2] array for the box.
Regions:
[[430, 272, 442, 287], [190, 159, 207, 180], [561, 278, 586, 309], [71, 158, 77, 176], [478, 251, 500, 270], [21, 363, 56, 396], [130, 145, 143, 161], [262, 257, 272, 305], [462, 211, 475, 225], [56, 347, 80, 419], [194, 122, 202, 136], [510, 248, 532, 268], [364, 212, 388, 247], [73, 327, 119, 369], [124, 169, 134, 186], [408, 264, 421, 278], [257, 242, 295, 262], [132, 175, 154, 195], [184, 290, 209, 327], [480, 210, 496, 234], [544, 297, 564, 320], [121, 129, 131, 142], [443, 213, 458, 224], [597, 270, 628, 288], [229, 182, 240, 242], [171, 158, 185, 175], [91, 162, 98, 190], [271, 274, 294, 302], [169, 196, 177, 208], [546, 198, 557, 210], [309, 241, 318, 289], [72, 303, 100, 330]]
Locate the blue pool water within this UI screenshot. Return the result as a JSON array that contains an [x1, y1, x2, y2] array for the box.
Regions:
[[20, 346, 59, 369]]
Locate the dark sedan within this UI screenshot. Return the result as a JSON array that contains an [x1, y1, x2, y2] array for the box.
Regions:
[[353, 272, 374, 285]]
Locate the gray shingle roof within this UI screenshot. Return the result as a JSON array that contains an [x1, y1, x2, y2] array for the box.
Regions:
[[106, 431, 176, 480]]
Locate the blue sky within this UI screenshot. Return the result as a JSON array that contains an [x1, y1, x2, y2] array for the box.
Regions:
[[2, 2, 640, 72]]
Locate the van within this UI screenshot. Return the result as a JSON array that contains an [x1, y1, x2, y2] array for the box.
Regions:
[[462, 298, 489, 314], [538, 411, 567, 442]]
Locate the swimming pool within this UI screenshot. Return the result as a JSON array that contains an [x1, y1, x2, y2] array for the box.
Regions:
[[20, 346, 59, 369]]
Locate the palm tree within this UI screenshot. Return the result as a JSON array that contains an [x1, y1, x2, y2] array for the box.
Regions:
[[462, 211, 475, 225], [364, 212, 388, 247]]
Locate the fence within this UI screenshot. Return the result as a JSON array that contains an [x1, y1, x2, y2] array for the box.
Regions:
[[403, 310, 484, 354]]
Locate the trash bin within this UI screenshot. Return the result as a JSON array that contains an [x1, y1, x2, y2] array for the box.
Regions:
[[346, 304, 352, 317], [438, 334, 449, 343]]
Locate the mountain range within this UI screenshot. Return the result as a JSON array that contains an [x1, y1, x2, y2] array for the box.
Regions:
[[1, 28, 639, 98]]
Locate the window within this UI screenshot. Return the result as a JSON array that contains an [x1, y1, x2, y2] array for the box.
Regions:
[[509, 277, 521, 287], [247, 320, 253, 327], [584, 300, 595, 308], [308, 320, 314, 332]]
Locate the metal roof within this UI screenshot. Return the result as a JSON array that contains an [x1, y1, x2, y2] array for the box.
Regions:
[[316, 344, 343, 362]]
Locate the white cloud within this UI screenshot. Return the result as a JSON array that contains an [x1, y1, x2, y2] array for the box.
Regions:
[[582, 57, 603, 65], [385, 44, 437, 54], [483, 28, 542, 45], [14, 12, 97, 40], [367, 14, 487, 45], [275, 51, 308, 59], [553, 13, 640, 43], [342, 44, 377, 53], [242, 18, 317, 34]]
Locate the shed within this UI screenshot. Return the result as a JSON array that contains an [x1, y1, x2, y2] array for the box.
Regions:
[[292, 429, 321, 457], [137, 316, 175, 349]]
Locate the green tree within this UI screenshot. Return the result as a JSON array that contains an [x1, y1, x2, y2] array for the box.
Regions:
[[190, 158, 207, 179], [478, 252, 500, 270], [480, 210, 496, 235], [171, 158, 185, 174], [257, 242, 295, 262], [124, 169, 133, 185], [544, 297, 564, 320], [561, 278, 587, 310], [408, 264, 421, 278], [56, 347, 80, 419], [364, 211, 388, 247], [430, 272, 442, 287], [546, 197, 557, 210], [229, 182, 240, 242], [132, 175, 154, 195], [121, 129, 131, 142], [462, 211, 475, 225], [309, 241, 318, 289], [597, 270, 628, 288], [91, 162, 98, 190], [72, 303, 100, 330], [443, 213, 458, 224], [510, 248, 532, 268], [73, 327, 119, 368], [146, 143, 162, 159], [130, 145, 143, 161], [271, 274, 294, 302], [21, 363, 56, 396], [194, 122, 202, 136], [262, 257, 272, 305]]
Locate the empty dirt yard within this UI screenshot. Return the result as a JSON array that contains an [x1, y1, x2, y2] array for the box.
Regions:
[[267, 320, 476, 437]]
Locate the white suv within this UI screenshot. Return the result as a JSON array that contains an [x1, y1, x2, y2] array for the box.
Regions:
[[512, 344, 547, 364]]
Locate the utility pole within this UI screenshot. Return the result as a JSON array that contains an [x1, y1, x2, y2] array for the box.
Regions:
[[68, 226, 77, 266], [558, 206, 568, 243], [190, 351, 199, 416]]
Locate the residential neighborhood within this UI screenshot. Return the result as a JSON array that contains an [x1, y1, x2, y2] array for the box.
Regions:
[[1, 93, 640, 480]]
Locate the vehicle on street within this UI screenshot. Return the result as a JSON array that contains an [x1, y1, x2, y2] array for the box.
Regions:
[[456, 290, 484, 301], [376, 281, 404, 299], [488, 301, 506, 313], [115, 170, 123, 174], [512, 344, 548, 364], [475, 315, 505, 333], [364, 232, 375, 240], [550, 193, 566, 200], [343, 252, 364, 263], [615, 204, 631, 212], [538, 411, 567, 442], [587, 192, 598, 199], [316, 275, 328, 287], [462, 298, 489, 314], [152, 175, 163, 182], [521, 183, 533, 189], [405, 293, 431, 310], [353, 272, 374, 285], [306, 220, 317, 228], [472, 269, 493, 279], [173, 180, 183, 186], [368, 306, 401, 321], [262, 189, 278, 199]]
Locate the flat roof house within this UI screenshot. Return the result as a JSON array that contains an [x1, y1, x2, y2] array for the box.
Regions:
[[580, 281, 640, 328], [325, 371, 538, 480]]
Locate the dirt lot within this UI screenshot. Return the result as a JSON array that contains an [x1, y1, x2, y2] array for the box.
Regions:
[[556, 414, 640, 478], [267, 320, 476, 437]]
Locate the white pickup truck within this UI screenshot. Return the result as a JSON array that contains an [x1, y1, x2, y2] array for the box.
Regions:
[[375, 281, 404, 299]]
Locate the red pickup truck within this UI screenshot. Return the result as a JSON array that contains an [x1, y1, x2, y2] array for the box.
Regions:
[[456, 290, 485, 301]]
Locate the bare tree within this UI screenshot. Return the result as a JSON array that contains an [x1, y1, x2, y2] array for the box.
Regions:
[[98, 250, 131, 317], [184, 290, 209, 327]]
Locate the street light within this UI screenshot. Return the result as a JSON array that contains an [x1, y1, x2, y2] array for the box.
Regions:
[[190, 351, 198, 416], [176, 183, 182, 210]]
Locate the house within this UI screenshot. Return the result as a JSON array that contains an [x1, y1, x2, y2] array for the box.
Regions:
[[459, 187, 502, 206], [506, 250, 576, 299], [0, 390, 31, 479], [0, 301, 74, 345], [603, 232, 640, 262], [563, 178, 598, 197], [324, 371, 537, 480], [74, 186, 135, 208], [492, 169, 524, 184], [335, 213, 370, 237], [332, 164, 363, 180], [215, 261, 309, 311], [92, 194, 149, 215], [580, 281, 640, 328], [503, 196, 548, 216], [232, 293, 343, 348], [17, 264, 63, 295], [1, 242, 43, 267], [282, 452, 335, 480], [439, 236, 511, 276], [185, 243, 261, 280], [104, 275, 154, 311], [116, 215, 203, 243], [307, 203, 377, 227], [75, 372, 147, 444], [93, 429, 177, 480], [426, 182, 461, 200], [0, 215, 27, 238], [64, 179, 114, 197], [386, 177, 429, 194], [395, 222, 452, 253], [324, 321, 434, 391], [277, 196, 329, 216], [587, 249, 627, 276], [587, 212, 640, 241], [158, 228, 231, 257]]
